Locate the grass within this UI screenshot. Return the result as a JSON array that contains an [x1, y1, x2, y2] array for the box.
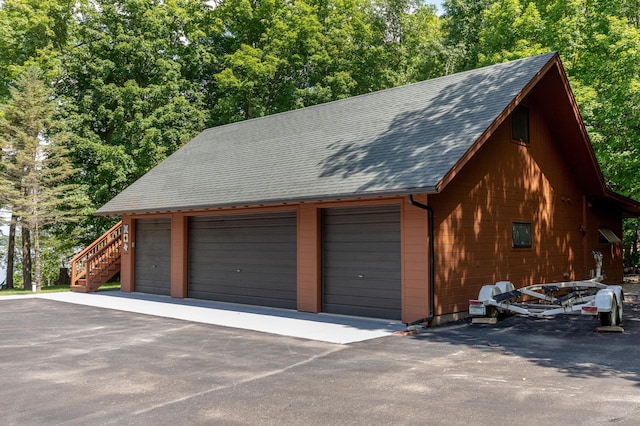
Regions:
[[0, 281, 121, 296]]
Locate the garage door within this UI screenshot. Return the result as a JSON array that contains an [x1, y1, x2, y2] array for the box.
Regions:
[[188, 212, 297, 309], [322, 205, 401, 319], [135, 218, 171, 295]]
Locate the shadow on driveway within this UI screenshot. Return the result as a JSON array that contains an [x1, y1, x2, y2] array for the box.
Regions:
[[411, 283, 640, 388]]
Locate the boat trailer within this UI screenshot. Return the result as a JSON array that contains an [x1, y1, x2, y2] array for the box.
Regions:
[[468, 252, 624, 327]]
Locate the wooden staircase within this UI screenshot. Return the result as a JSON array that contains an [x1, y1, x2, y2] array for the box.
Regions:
[[70, 221, 123, 293]]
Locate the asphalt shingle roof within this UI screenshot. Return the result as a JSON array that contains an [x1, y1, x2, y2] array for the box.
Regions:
[[97, 52, 556, 215]]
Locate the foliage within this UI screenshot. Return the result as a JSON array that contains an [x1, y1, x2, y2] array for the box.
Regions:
[[0, 67, 88, 289], [210, 0, 447, 122], [57, 0, 210, 222], [1, 0, 639, 271], [0, 0, 73, 101]]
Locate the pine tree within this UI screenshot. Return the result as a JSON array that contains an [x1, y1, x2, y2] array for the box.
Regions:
[[0, 67, 87, 290]]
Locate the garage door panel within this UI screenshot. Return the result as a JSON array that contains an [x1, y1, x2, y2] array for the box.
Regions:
[[187, 292, 295, 309], [324, 293, 400, 307], [324, 286, 399, 300], [193, 248, 296, 263], [189, 283, 295, 301], [190, 269, 296, 285], [188, 212, 297, 309], [189, 284, 294, 298], [323, 230, 399, 243], [191, 263, 296, 275], [322, 206, 401, 320], [322, 303, 399, 319], [195, 234, 296, 245], [324, 269, 401, 282], [135, 218, 171, 296], [323, 254, 401, 268]]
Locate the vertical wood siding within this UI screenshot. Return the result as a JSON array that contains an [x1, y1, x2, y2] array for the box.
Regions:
[[430, 100, 623, 315], [297, 204, 321, 313]]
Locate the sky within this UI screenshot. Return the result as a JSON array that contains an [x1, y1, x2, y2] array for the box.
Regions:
[[431, 0, 444, 13]]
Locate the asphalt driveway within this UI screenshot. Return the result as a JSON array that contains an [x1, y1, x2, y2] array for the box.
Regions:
[[1, 286, 639, 425]]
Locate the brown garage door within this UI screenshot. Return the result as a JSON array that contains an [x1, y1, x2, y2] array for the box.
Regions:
[[134, 218, 171, 295], [188, 212, 297, 309], [322, 205, 401, 320]]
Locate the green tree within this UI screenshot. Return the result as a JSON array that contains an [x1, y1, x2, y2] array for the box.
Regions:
[[477, 0, 547, 65], [1, 68, 87, 290], [442, 0, 495, 71], [212, 0, 447, 122], [0, 0, 77, 287], [0, 0, 73, 101], [57, 0, 210, 241], [212, 0, 327, 122]]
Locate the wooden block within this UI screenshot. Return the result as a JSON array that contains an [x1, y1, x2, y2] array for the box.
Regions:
[[595, 326, 624, 333], [471, 317, 498, 325]]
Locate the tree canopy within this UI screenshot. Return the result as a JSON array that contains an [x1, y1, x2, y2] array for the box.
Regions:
[[1, 0, 640, 279]]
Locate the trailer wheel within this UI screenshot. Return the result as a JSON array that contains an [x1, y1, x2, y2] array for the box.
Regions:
[[487, 306, 500, 318], [599, 298, 618, 327]]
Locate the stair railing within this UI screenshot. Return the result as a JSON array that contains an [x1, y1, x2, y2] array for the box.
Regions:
[[71, 221, 123, 289]]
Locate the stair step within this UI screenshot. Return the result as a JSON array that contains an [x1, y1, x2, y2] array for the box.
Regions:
[[70, 221, 123, 293]]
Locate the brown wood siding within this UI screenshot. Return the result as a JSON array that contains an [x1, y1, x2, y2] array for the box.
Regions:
[[170, 213, 188, 298], [429, 100, 623, 316], [589, 203, 624, 283], [120, 216, 134, 292], [401, 195, 431, 323], [297, 204, 321, 313]]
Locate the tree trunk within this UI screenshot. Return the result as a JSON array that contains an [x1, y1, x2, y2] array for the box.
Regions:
[[22, 225, 32, 290], [633, 218, 639, 269], [5, 215, 16, 289], [33, 222, 41, 291]]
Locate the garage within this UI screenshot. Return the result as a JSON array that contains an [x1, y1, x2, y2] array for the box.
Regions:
[[188, 212, 297, 309], [134, 218, 171, 295], [322, 205, 402, 319]]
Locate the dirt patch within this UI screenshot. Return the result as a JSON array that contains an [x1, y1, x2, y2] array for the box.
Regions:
[[623, 274, 640, 284], [622, 275, 640, 301]]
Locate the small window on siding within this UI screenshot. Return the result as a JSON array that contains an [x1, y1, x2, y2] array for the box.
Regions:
[[512, 106, 529, 143], [599, 228, 622, 244], [512, 222, 532, 248]]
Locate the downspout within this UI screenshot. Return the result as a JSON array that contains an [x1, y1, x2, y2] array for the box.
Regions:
[[407, 194, 436, 326]]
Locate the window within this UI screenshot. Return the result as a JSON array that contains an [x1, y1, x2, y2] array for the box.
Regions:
[[512, 106, 529, 143], [512, 222, 532, 248], [598, 228, 622, 244]]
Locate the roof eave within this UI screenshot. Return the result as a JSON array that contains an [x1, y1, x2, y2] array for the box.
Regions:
[[603, 189, 640, 218], [94, 187, 440, 217]]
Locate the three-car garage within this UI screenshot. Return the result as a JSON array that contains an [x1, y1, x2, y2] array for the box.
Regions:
[[132, 205, 403, 320]]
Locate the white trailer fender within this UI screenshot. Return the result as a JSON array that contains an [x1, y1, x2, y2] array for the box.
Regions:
[[594, 286, 623, 312], [478, 284, 500, 301], [495, 281, 515, 294]]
